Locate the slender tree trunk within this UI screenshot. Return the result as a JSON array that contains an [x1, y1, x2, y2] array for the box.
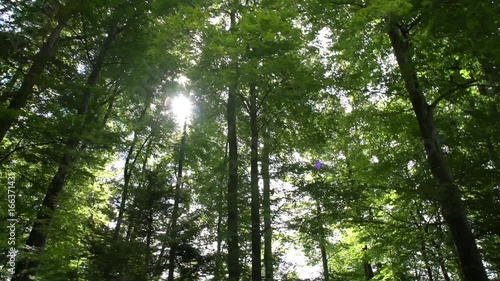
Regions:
[[143, 136, 155, 280], [167, 119, 188, 281], [421, 240, 435, 281], [439, 259, 452, 281], [429, 236, 452, 281], [214, 190, 224, 281], [215, 141, 229, 281], [227, 5, 240, 281], [114, 109, 151, 239], [124, 183, 140, 242], [321, 245, 329, 281], [262, 125, 273, 281], [12, 25, 118, 281], [414, 208, 435, 281], [387, 22, 489, 281], [249, 83, 262, 281], [315, 201, 329, 281], [0, 16, 69, 143], [114, 132, 138, 238], [155, 244, 167, 278], [125, 136, 154, 242], [145, 204, 153, 277]]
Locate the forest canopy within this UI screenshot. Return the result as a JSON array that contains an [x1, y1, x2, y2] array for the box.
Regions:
[[0, 0, 499, 281]]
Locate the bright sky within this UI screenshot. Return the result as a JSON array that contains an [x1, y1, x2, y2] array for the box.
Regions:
[[170, 94, 193, 127]]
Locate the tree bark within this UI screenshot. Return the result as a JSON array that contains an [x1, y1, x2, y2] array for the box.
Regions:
[[214, 187, 224, 281], [125, 136, 154, 242], [0, 20, 66, 144], [215, 141, 228, 281], [154, 244, 167, 278], [414, 208, 435, 281], [167, 119, 188, 281], [113, 106, 152, 239], [12, 25, 118, 281], [429, 236, 452, 281], [262, 126, 273, 281], [0, 0, 78, 143], [362, 245, 374, 280], [226, 4, 240, 281], [421, 240, 435, 281], [316, 201, 329, 281], [114, 131, 138, 239], [145, 199, 153, 278], [249, 83, 262, 281], [387, 22, 489, 281]]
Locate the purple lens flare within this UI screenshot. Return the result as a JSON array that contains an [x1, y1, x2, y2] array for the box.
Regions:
[[315, 160, 322, 170]]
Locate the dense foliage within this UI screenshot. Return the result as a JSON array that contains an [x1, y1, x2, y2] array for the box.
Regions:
[[0, 0, 498, 280]]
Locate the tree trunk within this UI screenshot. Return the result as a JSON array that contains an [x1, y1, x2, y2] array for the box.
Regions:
[[439, 259, 452, 281], [0, 0, 78, 143], [215, 141, 229, 281], [262, 126, 273, 281], [421, 240, 435, 281], [362, 245, 374, 280], [145, 203, 153, 278], [114, 132, 138, 239], [155, 244, 167, 278], [387, 22, 489, 281], [0, 20, 66, 143], [315, 201, 329, 281], [415, 208, 435, 281], [114, 106, 151, 239], [214, 189, 224, 281], [125, 136, 154, 242], [226, 5, 240, 281], [167, 119, 188, 281], [12, 25, 118, 281], [249, 83, 262, 281], [429, 236, 452, 281]]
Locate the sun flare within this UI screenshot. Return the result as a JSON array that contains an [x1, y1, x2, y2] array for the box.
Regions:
[[170, 95, 193, 127]]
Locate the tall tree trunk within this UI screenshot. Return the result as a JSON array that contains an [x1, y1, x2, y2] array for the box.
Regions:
[[227, 5, 240, 281], [249, 83, 261, 281], [125, 136, 154, 242], [0, 1, 75, 144], [438, 258, 452, 281], [214, 189, 224, 281], [429, 236, 452, 281], [315, 201, 330, 281], [12, 25, 118, 281], [362, 245, 374, 280], [215, 141, 229, 281], [145, 202, 153, 278], [155, 244, 167, 278], [415, 208, 435, 281], [421, 240, 435, 281], [113, 107, 152, 239], [262, 126, 273, 281], [114, 131, 138, 239], [387, 22, 489, 281], [167, 119, 188, 281]]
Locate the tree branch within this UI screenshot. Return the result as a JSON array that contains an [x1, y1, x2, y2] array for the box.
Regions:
[[430, 80, 478, 109]]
